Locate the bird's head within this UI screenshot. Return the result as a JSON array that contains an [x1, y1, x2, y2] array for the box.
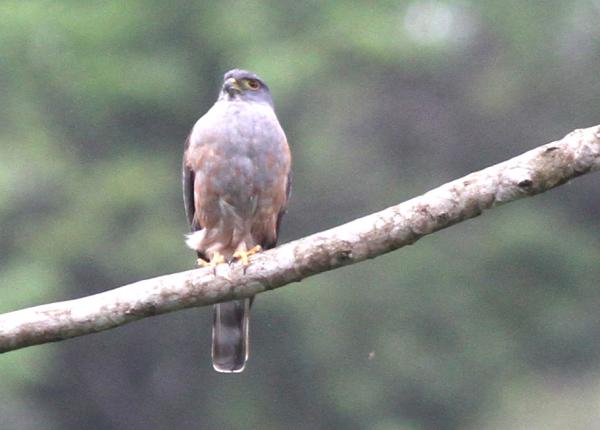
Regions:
[[218, 69, 274, 106]]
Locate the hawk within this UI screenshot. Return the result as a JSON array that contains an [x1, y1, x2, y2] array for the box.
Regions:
[[182, 69, 291, 373]]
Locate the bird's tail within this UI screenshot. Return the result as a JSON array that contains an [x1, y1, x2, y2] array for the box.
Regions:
[[212, 298, 251, 373]]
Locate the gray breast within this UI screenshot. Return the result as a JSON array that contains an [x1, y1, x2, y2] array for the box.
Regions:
[[202, 100, 285, 213]]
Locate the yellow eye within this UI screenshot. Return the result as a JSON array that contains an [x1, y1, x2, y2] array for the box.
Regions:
[[246, 79, 260, 90]]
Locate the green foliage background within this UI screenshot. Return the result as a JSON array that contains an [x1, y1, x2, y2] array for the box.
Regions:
[[1, 1, 599, 429]]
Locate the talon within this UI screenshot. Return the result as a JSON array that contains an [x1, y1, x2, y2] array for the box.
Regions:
[[247, 244, 262, 255], [197, 252, 226, 274], [197, 258, 211, 268], [232, 245, 262, 267]]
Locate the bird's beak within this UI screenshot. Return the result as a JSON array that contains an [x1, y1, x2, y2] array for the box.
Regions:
[[223, 77, 241, 95]]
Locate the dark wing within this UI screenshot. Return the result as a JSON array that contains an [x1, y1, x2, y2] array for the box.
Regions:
[[182, 134, 199, 231], [264, 136, 292, 251], [273, 169, 292, 244]]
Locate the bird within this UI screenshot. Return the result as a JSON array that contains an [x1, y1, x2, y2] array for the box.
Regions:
[[182, 69, 291, 373]]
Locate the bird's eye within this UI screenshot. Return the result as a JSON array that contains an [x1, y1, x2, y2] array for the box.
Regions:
[[246, 79, 260, 90]]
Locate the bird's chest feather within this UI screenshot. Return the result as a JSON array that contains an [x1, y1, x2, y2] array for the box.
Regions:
[[190, 102, 287, 205]]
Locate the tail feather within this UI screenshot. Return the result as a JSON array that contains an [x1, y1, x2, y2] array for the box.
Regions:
[[212, 299, 251, 373]]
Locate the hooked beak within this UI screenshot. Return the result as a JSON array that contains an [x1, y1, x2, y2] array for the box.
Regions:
[[223, 77, 241, 96]]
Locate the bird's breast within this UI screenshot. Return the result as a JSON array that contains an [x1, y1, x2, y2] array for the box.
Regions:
[[189, 101, 289, 214]]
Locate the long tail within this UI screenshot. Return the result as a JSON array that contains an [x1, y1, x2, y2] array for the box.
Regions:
[[212, 298, 251, 373]]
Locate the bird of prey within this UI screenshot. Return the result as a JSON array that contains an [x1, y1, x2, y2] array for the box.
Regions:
[[182, 69, 291, 373]]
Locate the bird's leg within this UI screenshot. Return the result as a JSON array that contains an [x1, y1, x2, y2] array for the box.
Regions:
[[197, 252, 226, 274], [232, 244, 262, 268]]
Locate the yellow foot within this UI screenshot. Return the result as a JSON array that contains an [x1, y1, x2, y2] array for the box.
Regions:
[[232, 245, 262, 267], [197, 252, 226, 272]]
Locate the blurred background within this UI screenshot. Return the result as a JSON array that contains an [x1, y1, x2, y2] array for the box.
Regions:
[[1, 1, 599, 429]]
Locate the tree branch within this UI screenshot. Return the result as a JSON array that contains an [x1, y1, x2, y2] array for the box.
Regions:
[[1, 126, 599, 353]]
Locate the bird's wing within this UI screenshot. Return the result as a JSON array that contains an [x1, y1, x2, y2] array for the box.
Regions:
[[273, 165, 292, 244], [182, 134, 199, 231]]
